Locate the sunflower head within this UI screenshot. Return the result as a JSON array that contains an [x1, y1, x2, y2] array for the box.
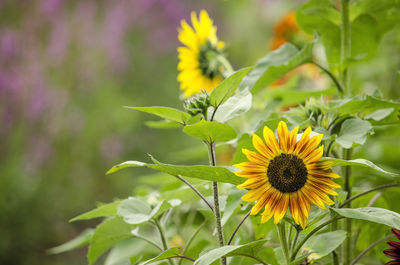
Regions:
[[384, 228, 400, 264], [234, 121, 340, 228], [177, 10, 226, 97]]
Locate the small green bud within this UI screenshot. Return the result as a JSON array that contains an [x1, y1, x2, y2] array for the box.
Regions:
[[183, 92, 211, 118]]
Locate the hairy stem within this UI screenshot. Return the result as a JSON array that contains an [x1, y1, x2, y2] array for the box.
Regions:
[[277, 223, 290, 265], [343, 148, 352, 265], [340, 183, 398, 208], [227, 210, 251, 245], [208, 142, 226, 265], [349, 234, 394, 265]]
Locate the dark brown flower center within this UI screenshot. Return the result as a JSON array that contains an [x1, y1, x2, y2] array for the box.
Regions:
[[267, 153, 308, 193]]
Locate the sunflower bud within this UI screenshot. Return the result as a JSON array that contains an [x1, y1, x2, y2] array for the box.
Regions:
[[303, 97, 327, 125], [183, 92, 211, 118]]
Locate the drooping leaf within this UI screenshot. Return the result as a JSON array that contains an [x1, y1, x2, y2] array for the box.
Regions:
[[239, 43, 313, 94], [364, 108, 394, 121], [125, 106, 191, 125], [183, 120, 237, 143], [141, 247, 182, 265], [302, 230, 347, 259], [107, 157, 244, 185], [194, 240, 268, 265], [212, 88, 253, 122], [296, 0, 340, 66], [331, 207, 400, 229], [47, 229, 94, 254], [210, 67, 253, 107], [88, 217, 133, 264], [70, 201, 121, 222], [322, 157, 398, 176], [335, 118, 373, 149]]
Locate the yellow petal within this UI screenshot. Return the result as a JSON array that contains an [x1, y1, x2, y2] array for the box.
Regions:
[[263, 126, 280, 156], [277, 121, 289, 153], [252, 133, 274, 159]]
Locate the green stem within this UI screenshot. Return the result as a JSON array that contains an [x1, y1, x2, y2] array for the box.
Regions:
[[277, 223, 290, 265], [236, 253, 268, 265], [291, 217, 344, 260], [331, 220, 340, 265], [208, 142, 226, 265], [340, 0, 351, 95], [349, 234, 394, 265], [343, 148, 352, 265], [175, 174, 214, 211], [155, 219, 175, 265], [312, 61, 344, 95], [290, 229, 300, 259], [227, 210, 251, 245], [340, 183, 398, 208], [179, 222, 207, 265]]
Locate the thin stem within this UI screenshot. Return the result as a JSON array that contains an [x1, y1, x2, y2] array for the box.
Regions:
[[290, 229, 300, 259], [175, 174, 214, 211], [340, 183, 398, 208], [367, 192, 382, 207], [179, 222, 207, 265], [227, 210, 251, 245], [133, 233, 163, 250], [340, 0, 351, 95], [349, 234, 394, 265], [287, 225, 293, 251], [176, 255, 195, 262], [312, 61, 344, 95], [331, 220, 340, 265], [277, 223, 290, 265], [235, 253, 268, 265], [208, 142, 226, 265], [343, 148, 352, 265], [155, 219, 175, 265], [291, 217, 344, 260], [216, 55, 234, 77]]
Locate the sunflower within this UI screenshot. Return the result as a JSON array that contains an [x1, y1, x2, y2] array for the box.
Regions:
[[269, 11, 302, 50], [177, 10, 225, 97], [234, 121, 340, 228], [384, 229, 400, 265]]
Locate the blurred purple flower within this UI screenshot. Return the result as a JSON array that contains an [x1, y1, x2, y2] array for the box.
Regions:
[[0, 30, 18, 61], [24, 135, 53, 176], [47, 20, 68, 65], [101, 135, 123, 161], [41, 0, 63, 15]]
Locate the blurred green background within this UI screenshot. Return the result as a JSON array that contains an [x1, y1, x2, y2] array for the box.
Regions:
[[0, 0, 399, 264]]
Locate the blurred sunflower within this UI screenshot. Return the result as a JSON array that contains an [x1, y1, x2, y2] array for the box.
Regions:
[[234, 121, 340, 228], [270, 11, 305, 50], [384, 229, 400, 265], [177, 10, 227, 97]]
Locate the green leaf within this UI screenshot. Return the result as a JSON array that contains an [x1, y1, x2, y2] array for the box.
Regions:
[[335, 118, 373, 149], [350, 14, 380, 61], [210, 67, 253, 107], [145, 120, 181, 129], [212, 88, 253, 122], [195, 240, 268, 265], [70, 201, 121, 222], [88, 217, 133, 264], [329, 95, 400, 116], [364, 108, 394, 121], [118, 198, 180, 225], [183, 120, 237, 143], [239, 43, 313, 94], [331, 207, 400, 229], [302, 230, 347, 259], [107, 157, 245, 185], [47, 229, 94, 254], [141, 247, 182, 265], [125, 106, 191, 125], [296, 0, 340, 66], [322, 157, 398, 176]]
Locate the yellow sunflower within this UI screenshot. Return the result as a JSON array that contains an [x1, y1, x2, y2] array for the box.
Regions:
[[177, 10, 225, 97], [234, 121, 340, 228]]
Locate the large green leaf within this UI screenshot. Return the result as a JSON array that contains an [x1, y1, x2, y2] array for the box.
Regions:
[[141, 247, 182, 265], [212, 88, 252, 122], [107, 157, 245, 185], [331, 207, 400, 229], [194, 240, 268, 265], [239, 43, 313, 94], [183, 120, 237, 143], [47, 229, 94, 254], [296, 0, 340, 66], [322, 157, 398, 176], [70, 201, 121, 222], [302, 230, 346, 259], [88, 217, 133, 264], [335, 118, 373, 149], [210, 67, 253, 107], [118, 198, 180, 225], [125, 106, 191, 125]]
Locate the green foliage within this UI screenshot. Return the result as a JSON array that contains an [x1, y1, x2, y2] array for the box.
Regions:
[[183, 120, 237, 143], [323, 157, 399, 176], [302, 230, 347, 259], [70, 201, 121, 222], [211, 89, 253, 122], [332, 207, 400, 229], [107, 156, 244, 185], [47, 229, 94, 254], [335, 118, 373, 148], [125, 106, 192, 125], [142, 247, 182, 264], [239, 43, 313, 93]]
